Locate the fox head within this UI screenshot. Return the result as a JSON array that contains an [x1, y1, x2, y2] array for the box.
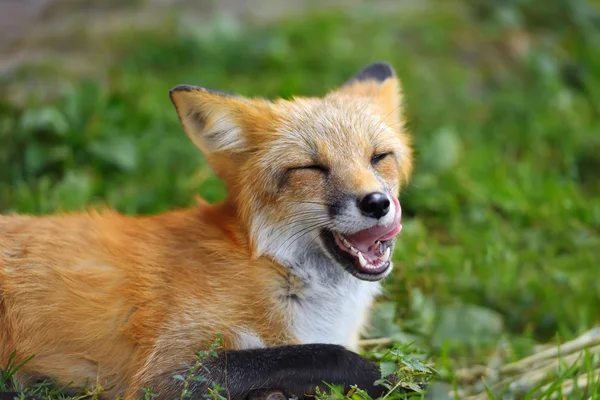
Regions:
[[170, 62, 412, 281]]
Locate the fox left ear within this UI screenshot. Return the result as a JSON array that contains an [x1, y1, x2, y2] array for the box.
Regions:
[[169, 85, 273, 184], [169, 85, 252, 155], [331, 62, 402, 126]]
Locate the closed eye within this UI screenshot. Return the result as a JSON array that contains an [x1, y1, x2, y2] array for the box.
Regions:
[[287, 165, 329, 174], [371, 152, 392, 165]]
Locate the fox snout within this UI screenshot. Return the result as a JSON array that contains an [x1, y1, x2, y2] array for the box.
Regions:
[[328, 189, 398, 234]]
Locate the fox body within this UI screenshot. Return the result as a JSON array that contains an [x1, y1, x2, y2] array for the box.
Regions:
[[0, 63, 412, 399]]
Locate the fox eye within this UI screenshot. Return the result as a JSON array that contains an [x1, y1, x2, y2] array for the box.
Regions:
[[288, 165, 329, 174], [371, 152, 392, 165]]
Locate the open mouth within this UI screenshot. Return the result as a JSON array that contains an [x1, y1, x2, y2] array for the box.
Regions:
[[321, 196, 402, 281]]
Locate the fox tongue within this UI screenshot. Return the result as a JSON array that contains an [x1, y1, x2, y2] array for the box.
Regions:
[[345, 196, 402, 255]]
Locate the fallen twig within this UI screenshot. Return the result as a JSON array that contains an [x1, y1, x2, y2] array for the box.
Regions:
[[455, 326, 600, 399], [501, 327, 600, 375]]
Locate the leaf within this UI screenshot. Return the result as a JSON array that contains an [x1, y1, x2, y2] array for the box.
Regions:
[[20, 107, 69, 136], [172, 374, 185, 382], [366, 302, 403, 339], [482, 379, 495, 400], [399, 357, 433, 374], [419, 126, 462, 172], [24, 144, 70, 175], [380, 361, 397, 379], [406, 288, 437, 337], [432, 304, 504, 350], [88, 136, 138, 171], [62, 81, 105, 132], [403, 381, 426, 393], [55, 171, 94, 211]]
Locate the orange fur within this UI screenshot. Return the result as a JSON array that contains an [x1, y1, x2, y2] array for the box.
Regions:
[[0, 63, 412, 398], [1, 207, 294, 397]]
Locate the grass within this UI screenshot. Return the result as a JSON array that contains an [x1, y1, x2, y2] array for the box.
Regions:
[[1, 0, 600, 398]]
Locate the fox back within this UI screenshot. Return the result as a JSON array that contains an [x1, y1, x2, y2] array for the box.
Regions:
[[0, 62, 412, 399]]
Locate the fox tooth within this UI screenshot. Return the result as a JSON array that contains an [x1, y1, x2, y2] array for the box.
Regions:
[[357, 252, 367, 268], [350, 246, 358, 254], [378, 241, 384, 255], [382, 247, 391, 262], [342, 237, 351, 248]]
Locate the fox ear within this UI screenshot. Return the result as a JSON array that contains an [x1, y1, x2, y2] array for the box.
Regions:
[[343, 62, 395, 87], [332, 62, 402, 126], [170, 85, 252, 155], [170, 85, 275, 184]]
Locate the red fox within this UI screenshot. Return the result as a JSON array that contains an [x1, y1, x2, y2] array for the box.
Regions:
[[0, 62, 413, 399]]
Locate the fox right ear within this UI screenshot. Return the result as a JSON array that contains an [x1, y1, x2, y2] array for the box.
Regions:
[[169, 85, 253, 155], [343, 62, 395, 87], [330, 62, 402, 128]]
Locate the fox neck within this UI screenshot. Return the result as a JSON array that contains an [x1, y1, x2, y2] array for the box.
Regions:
[[277, 244, 380, 348]]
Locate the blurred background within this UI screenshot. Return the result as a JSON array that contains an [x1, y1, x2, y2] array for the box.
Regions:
[[1, 0, 599, 398]]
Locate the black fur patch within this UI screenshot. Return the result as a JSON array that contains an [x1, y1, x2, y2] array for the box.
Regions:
[[345, 62, 395, 85]]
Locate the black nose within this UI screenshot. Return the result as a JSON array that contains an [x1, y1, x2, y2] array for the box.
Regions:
[[358, 192, 390, 219]]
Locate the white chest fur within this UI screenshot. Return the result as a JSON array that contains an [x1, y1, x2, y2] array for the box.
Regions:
[[250, 215, 383, 350], [281, 254, 381, 349]]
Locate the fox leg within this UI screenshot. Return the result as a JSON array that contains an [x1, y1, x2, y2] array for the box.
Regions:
[[146, 344, 386, 400]]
